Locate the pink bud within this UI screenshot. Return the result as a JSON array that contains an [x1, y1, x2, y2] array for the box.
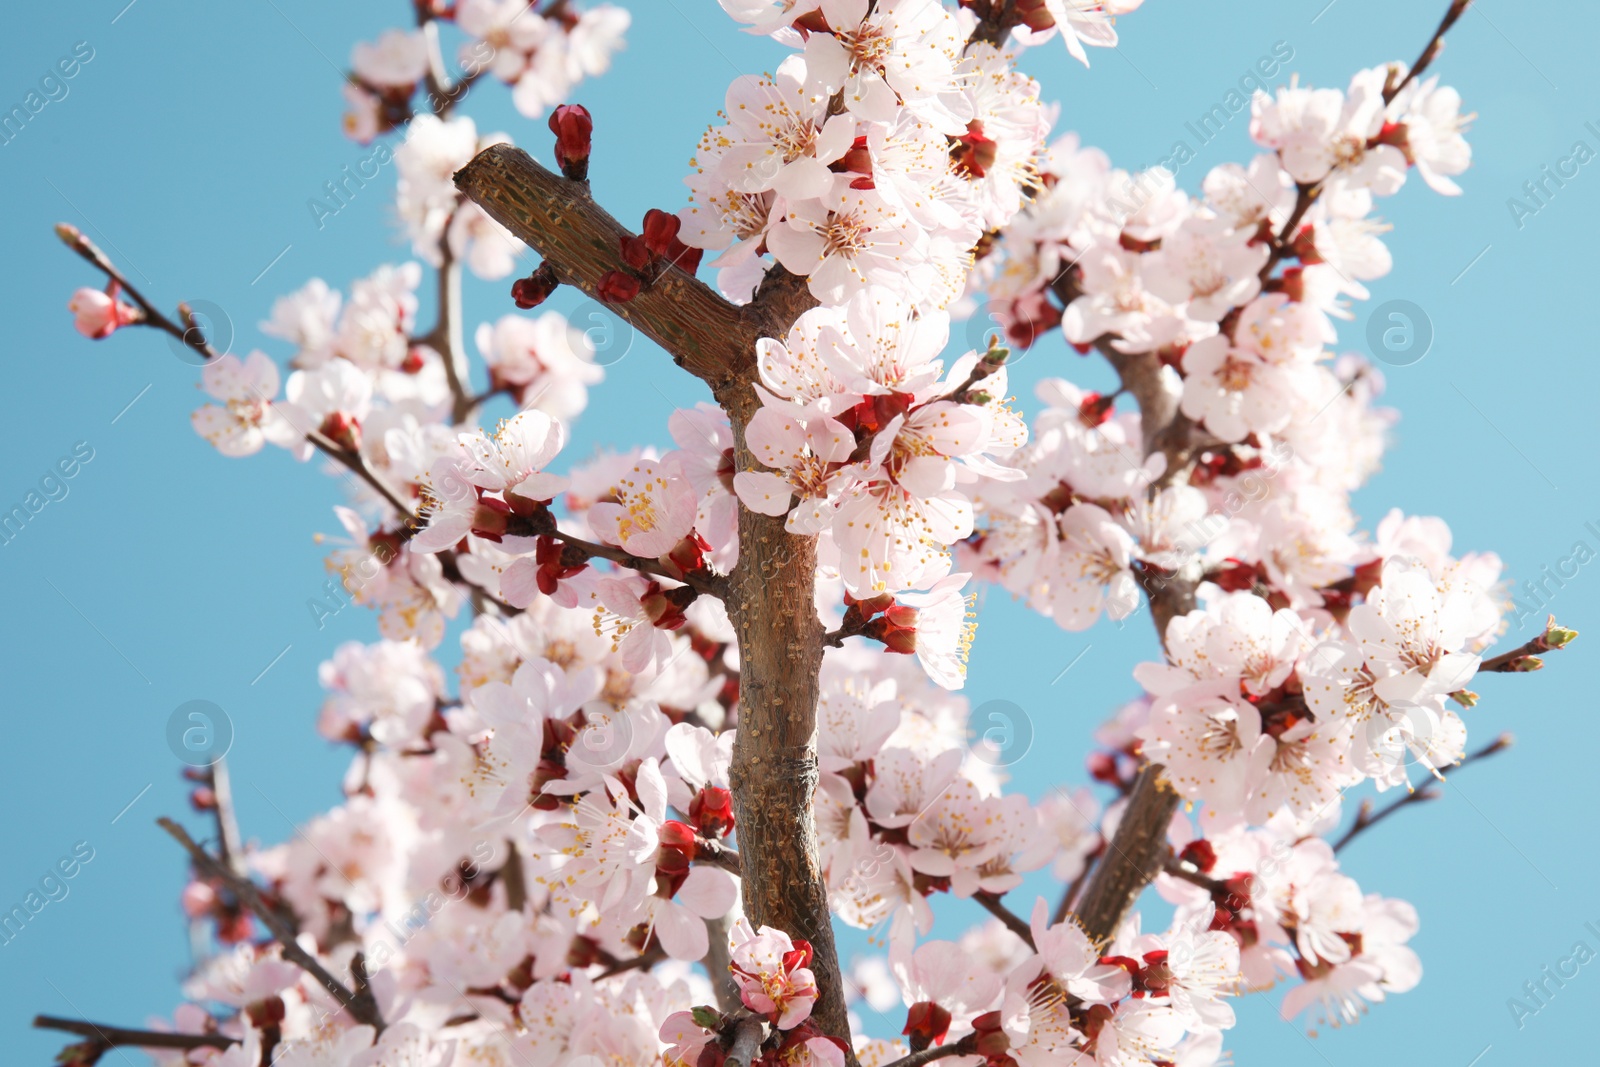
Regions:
[[180, 881, 217, 918], [68, 286, 137, 339]]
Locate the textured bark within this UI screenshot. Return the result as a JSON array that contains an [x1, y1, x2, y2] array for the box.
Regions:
[[454, 144, 815, 410], [1072, 344, 1196, 942], [457, 143, 851, 1051], [1073, 765, 1181, 945], [724, 412, 853, 1048]]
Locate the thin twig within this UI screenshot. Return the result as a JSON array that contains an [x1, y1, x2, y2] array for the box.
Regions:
[[33, 1015, 236, 1052], [695, 838, 742, 877], [877, 1036, 978, 1067], [1478, 619, 1575, 673], [973, 892, 1035, 950], [1385, 0, 1473, 103], [1161, 857, 1229, 895], [703, 913, 743, 1015], [595, 943, 667, 979], [56, 224, 219, 363], [208, 756, 245, 876], [1332, 732, 1513, 853], [418, 200, 477, 425], [158, 817, 385, 1032]]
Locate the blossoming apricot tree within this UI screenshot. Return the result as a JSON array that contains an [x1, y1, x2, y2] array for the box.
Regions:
[[38, 1, 1577, 1064]]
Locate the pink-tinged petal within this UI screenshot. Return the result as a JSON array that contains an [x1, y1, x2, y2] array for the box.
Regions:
[[734, 471, 795, 516], [410, 512, 473, 553], [677, 865, 739, 919], [748, 407, 809, 469], [766, 219, 828, 275], [653, 899, 710, 961], [897, 455, 955, 498], [808, 417, 856, 464], [774, 156, 835, 201]]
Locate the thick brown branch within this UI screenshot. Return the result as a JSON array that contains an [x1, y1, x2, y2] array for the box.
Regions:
[[1072, 766, 1180, 945], [158, 818, 384, 1032], [725, 431, 853, 1056], [34, 1015, 236, 1053], [725, 1016, 767, 1067], [453, 145, 815, 416]]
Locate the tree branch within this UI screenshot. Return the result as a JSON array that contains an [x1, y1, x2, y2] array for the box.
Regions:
[[420, 208, 477, 425], [206, 756, 246, 876], [56, 223, 220, 364], [453, 144, 814, 416], [1051, 847, 1101, 926], [725, 1016, 767, 1067], [158, 817, 385, 1033], [1478, 618, 1577, 673], [1072, 766, 1180, 945], [703, 913, 743, 1015], [33, 1015, 236, 1053], [695, 838, 742, 877], [1385, 0, 1473, 103], [1332, 732, 1513, 853], [974, 892, 1035, 949], [878, 1035, 978, 1067]]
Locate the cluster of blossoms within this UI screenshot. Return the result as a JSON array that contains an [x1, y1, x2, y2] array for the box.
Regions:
[[683, 0, 1065, 307], [737, 285, 1028, 687], [54, 2, 1562, 1066], [952, 49, 1499, 1033], [341, 0, 629, 143]]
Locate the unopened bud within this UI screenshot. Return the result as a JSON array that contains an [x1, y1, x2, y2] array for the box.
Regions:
[[1543, 618, 1579, 649], [690, 1006, 724, 1031], [549, 104, 593, 181], [597, 270, 641, 304], [511, 262, 559, 309]]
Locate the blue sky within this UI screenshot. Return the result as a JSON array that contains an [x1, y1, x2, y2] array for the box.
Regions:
[[2, 1, 1597, 1063]]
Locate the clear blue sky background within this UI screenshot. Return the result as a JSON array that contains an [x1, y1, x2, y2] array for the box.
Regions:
[[1, 1, 1595, 1063]]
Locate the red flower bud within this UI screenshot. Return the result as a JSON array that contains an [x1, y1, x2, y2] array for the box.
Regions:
[[1179, 838, 1217, 873], [511, 262, 560, 309], [1078, 391, 1116, 427], [883, 604, 918, 629], [549, 104, 593, 180], [620, 234, 653, 271], [902, 1001, 953, 1051], [1086, 750, 1121, 784], [597, 270, 641, 303], [1015, 0, 1057, 31], [970, 1011, 1011, 1060], [689, 785, 736, 838], [319, 411, 362, 453]]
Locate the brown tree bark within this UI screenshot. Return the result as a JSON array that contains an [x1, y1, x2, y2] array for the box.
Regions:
[[456, 145, 854, 1049]]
